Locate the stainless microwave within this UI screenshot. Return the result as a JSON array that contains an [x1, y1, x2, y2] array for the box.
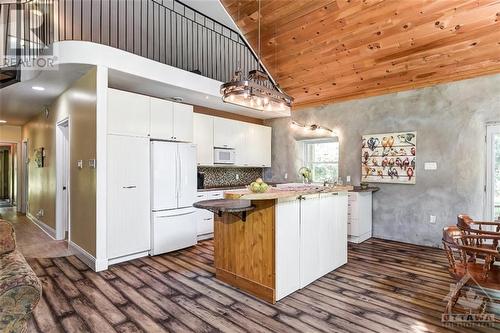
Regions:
[[214, 148, 236, 164]]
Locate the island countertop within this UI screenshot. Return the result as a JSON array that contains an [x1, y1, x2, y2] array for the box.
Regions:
[[223, 185, 354, 200]]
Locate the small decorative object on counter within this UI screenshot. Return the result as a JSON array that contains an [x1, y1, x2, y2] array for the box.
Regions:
[[360, 182, 369, 189], [298, 167, 312, 183], [249, 178, 270, 193], [346, 175, 351, 186]]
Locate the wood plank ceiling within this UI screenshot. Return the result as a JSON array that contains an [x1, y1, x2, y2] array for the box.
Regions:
[[221, 0, 500, 109]]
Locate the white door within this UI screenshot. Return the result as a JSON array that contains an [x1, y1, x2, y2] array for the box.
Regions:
[[213, 117, 238, 148], [236, 123, 251, 166], [56, 119, 70, 240], [107, 135, 151, 259], [107, 88, 150, 137], [319, 193, 337, 275], [193, 113, 214, 166], [275, 197, 300, 300], [152, 208, 197, 255], [299, 193, 321, 288], [173, 103, 194, 142], [177, 143, 197, 208], [486, 124, 500, 220], [150, 97, 174, 140], [257, 125, 272, 167], [151, 141, 178, 211]]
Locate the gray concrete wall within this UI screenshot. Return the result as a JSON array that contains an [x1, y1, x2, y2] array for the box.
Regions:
[[264, 74, 500, 247]]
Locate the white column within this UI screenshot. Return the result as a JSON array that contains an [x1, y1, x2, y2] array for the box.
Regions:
[[95, 64, 108, 271]]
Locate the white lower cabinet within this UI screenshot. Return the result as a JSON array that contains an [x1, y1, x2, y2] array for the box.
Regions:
[[275, 197, 300, 300], [275, 192, 348, 300], [299, 194, 321, 288], [107, 135, 151, 261], [194, 190, 223, 240], [348, 192, 373, 243]]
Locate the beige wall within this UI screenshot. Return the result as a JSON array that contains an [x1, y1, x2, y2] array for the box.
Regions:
[[22, 68, 97, 256], [0, 125, 22, 142]]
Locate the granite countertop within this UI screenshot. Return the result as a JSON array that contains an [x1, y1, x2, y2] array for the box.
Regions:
[[193, 199, 255, 213], [224, 185, 354, 200], [349, 186, 380, 192]]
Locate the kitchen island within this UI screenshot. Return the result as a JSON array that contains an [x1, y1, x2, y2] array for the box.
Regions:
[[194, 185, 352, 303]]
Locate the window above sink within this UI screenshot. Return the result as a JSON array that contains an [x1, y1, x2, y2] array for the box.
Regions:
[[302, 138, 339, 183]]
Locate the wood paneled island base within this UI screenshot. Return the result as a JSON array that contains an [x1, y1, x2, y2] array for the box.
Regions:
[[208, 187, 350, 304], [214, 199, 277, 303]]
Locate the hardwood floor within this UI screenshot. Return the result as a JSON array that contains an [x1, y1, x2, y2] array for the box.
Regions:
[[0, 207, 73, 258], [27, 238, 498, 332]]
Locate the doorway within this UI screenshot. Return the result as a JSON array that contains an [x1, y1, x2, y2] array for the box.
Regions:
[[56, 119, 70, 241], [486, 124, 500, 221], [21, 140, 28, 214], [0, 144, 17, 208]]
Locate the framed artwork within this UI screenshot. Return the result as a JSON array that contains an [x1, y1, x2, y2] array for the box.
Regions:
[[34, 147, 45, 168], [361, 131, 416, 184]]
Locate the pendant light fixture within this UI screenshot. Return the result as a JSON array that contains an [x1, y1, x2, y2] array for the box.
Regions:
[[221, 0, 293, 112]]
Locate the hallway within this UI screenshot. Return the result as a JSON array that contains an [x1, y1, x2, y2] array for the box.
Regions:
[[0, 207, 73, 258]]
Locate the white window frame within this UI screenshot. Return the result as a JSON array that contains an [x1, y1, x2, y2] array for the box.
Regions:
[[486, 124, 500, 220], [302, 138, 339, 183]]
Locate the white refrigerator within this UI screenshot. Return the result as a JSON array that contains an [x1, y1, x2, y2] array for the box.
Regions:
[[151, 141, 197, 255]]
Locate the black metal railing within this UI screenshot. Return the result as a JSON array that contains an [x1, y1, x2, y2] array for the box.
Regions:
[[0, 0, 269, 85]]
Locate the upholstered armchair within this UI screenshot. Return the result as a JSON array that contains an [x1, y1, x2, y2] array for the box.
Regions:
[[0, 220, 42, 333]]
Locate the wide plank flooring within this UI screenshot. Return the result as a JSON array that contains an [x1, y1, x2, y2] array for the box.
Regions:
[[27, 238, 498, 332]]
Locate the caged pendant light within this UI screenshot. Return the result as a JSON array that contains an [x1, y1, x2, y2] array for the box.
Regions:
[[221, 0, 293, 112]]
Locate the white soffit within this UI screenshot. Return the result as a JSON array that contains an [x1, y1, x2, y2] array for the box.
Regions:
[[1, 41, 289, 125], [54, 41, 290, 119]]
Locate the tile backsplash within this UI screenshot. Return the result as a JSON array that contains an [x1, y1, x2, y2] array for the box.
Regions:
[[198, 167, 263, 188]]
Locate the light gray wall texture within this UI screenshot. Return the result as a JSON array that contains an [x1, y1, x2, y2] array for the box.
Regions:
[[264, 74, 500, 247]]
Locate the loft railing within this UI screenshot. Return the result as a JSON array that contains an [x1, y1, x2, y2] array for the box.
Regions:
[[0, 0, 267, 85]]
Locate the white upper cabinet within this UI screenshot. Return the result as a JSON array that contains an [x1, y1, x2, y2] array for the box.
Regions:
[[211, 116, 272, 167], [108, 88, 150, 137], [173, 103, 193, 143], [247, 124, 272, 167], [193, 113, 214, 166], [150, 97, 174, 140], [213, 117, 239, 149], [108, 89, 193, 142]]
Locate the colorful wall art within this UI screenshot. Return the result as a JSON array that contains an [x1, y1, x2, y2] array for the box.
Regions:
[[362, 132, 416, 184]]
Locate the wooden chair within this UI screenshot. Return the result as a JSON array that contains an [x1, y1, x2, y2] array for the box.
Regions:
[[457, 214, 500, 235], [442, 226, 500, 313], [457, 214, 500, 258]]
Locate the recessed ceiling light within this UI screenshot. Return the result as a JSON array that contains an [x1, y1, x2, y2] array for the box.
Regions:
[[0, 120, 6, 124], [32, 86, 45, 91]]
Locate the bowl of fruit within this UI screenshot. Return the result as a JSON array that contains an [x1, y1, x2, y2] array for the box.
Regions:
[[249, 178, 270, 193]]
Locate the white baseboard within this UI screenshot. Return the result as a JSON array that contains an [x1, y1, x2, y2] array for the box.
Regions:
[[348, 232, 372, 244], [108, 251, 149, 266], [197, 233, 214, 241], [68, 241, 108, 272], [27, 213, 56, 240]]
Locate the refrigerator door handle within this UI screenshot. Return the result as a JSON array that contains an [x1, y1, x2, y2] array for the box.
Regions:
[[178, 148, 182, 200], [155, 211, 194, 219]]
